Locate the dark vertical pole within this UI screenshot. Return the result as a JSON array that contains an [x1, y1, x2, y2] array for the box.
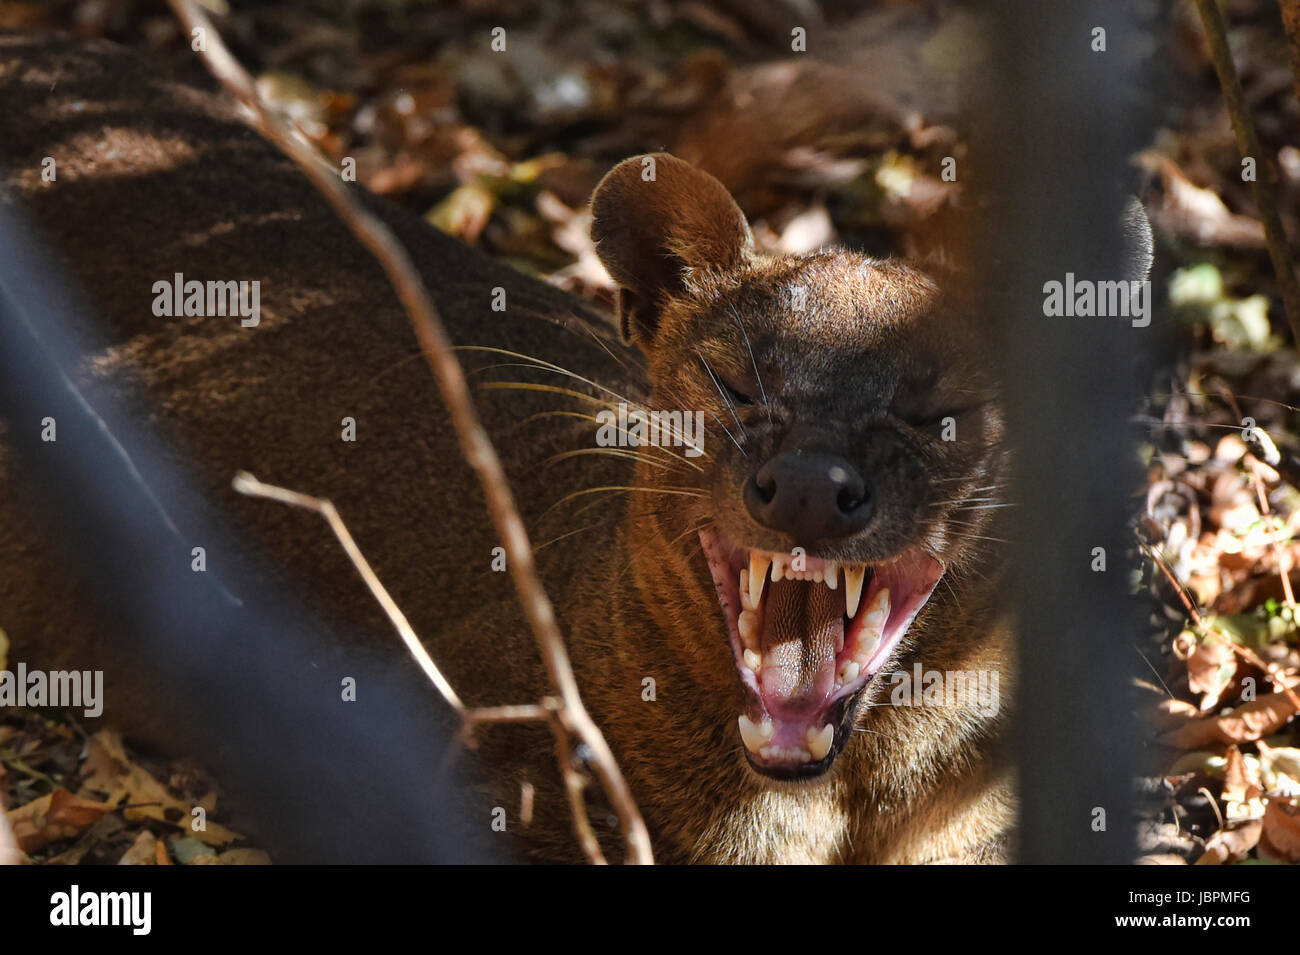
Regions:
[[976, 2, 1165, 862]]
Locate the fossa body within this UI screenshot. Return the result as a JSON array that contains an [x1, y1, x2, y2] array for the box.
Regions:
[[0, 33, 1014, 863]]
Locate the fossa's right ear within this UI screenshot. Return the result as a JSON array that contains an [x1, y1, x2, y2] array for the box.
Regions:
[[1122, 195, 1154, 283], [591, 152, 753, 348]]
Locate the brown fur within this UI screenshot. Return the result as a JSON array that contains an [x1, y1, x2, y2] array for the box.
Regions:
[[0, 34, 1014, 863]]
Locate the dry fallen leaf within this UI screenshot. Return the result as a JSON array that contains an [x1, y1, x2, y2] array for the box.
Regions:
[[116, 830, 159, 866], [1222, 746, 1266, 822], [1186, 637, 1238, 711], [1158, 692, 1300, 749], [1194, 820, 1263, 864], [1258, 798, 1300, 863], [7, 789, 116, 853], [1144, 697, 1202, 732], [79, 730, 240, 846], [1257, 740, 1300, 794]]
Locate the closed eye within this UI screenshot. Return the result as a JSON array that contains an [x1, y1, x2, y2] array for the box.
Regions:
[[721, 377, 756, 407], [697, 350, 758, 408], [903, 398, 990, 428]]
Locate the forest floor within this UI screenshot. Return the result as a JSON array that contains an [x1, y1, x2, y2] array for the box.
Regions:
[[2, 0, 1298, 864]]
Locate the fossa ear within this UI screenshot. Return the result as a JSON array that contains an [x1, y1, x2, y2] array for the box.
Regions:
[[591, 152, 753, 347]]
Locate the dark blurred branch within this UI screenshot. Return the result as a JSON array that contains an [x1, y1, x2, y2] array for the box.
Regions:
[[1281, 1, 1300, 107], [1193, 0, 1300, 345]]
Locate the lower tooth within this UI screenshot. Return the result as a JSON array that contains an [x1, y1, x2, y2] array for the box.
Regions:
[[738, 714, 774, 753], [807, 724, 834, 761], [743, 649, 762, 672], [759, 745, 812, 763]]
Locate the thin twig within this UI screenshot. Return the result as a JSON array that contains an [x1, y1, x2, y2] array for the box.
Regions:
[[1216, 388, 1297, 609], [232, 472, 465, 711], [234, 473, 610, 862], [1193, 0, 1300, 344], [1140, 539, 1300, 711], [170, 0, 651, 863]]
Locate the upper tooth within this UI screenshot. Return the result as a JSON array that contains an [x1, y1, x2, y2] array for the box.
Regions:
[[856, 629, 882, 666], [749, 553, 770, 607], [838, 660, 860, 685], [807, 724, 834, 761], [824, 561, 837, 589], [738, 714, 774, 753], [864, 587, 890, 629], [771, 556, 785, 582], [844, 565, 865, 617]]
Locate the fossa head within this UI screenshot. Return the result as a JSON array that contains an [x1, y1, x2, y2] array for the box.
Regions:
[[591, 153, 1006, 780]]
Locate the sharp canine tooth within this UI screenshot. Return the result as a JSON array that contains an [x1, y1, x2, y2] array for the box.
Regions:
[[824, 561, 837, 589], [743, 648, 762, 672], [738, 714, 774, 752], [844, 565, 865, 618], [738, 610, 759, 648], [749, 553, 770, 607], [807, 724, 834, 761], [864, 587, 891, 628]]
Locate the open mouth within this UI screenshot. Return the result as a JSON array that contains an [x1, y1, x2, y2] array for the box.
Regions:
[[700, 527, 944, 780]]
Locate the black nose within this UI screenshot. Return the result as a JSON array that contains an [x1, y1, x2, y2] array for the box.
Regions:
[[743, 450, 873, 541]]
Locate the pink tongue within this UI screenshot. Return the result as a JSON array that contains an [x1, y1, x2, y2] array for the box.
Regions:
[[759, 579, 841, 711]]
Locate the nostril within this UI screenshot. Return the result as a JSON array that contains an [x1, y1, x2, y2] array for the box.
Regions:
[[745, 449, 872, 539], [828, 463, 867, 514]]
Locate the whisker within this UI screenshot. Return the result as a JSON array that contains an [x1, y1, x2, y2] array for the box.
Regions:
[[708, 410, 748, 458], [478, 381, 709, 462], [941, 530, 1011, 546], [476, 373, 708, 456], [695, 349, 748, 446], [665, 519, 713, 553], [532, 521, 614, 554], [367, 350, 427, 386], [478, 380, 604, 403], [580, 320, 641, 377], [458, 345, 647, 414], [728, 303, 773, 427], [540, 485, 707, 522], [544, 446, 699, 473]]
